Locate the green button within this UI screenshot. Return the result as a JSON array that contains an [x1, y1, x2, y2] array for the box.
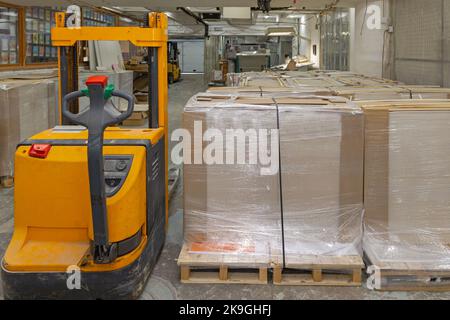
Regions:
[[104, 84, 115, 100]]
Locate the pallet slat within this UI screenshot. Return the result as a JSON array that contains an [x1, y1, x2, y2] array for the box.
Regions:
[[365, 253, 450, 292], [0, 176, 13, 188], [273, 255, 364, 287], [177, 243, 270, 285]]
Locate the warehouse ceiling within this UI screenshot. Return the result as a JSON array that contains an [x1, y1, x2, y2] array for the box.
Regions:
[[4, 0, 359, 36], [7, 0, 359, 10]]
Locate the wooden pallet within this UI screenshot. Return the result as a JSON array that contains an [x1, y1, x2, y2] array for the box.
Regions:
[[177, 243, 270, 285], [0, 176, 13, 188], [273, 255, 364, 287], [364, 252, 450, 291]]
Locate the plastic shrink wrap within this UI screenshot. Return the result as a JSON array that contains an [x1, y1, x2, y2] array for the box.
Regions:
[[277, 97, 364, 262], [182, 93, 365, 265], [183, 93, 281, 266], [362, 101, 450, 270]]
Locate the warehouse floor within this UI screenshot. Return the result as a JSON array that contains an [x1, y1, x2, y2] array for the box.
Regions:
[[1, 74, 450, 300]]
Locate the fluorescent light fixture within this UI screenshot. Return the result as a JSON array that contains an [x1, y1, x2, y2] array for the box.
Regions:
[[267, 32, 294, 36], [266, 27, 296, 37], [113, 7, 148, 12], [101, 7, 122, 14], [259, 13, 278, 21], [120, 17, 132, 23], [287, 14, 304, 19], [164, 11, 175, 19]]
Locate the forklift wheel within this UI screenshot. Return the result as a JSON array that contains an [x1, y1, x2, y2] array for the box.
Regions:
[[168, 74, 174, 84]]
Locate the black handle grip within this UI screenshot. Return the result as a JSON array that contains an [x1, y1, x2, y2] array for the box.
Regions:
[[61, 89, 134, 128], [62, 90, 86, 126], [110, 90, 134, 125]]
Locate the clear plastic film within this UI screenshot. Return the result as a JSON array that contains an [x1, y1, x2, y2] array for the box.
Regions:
[[207, 86, 333, 97], [278, 102, 364, 260], [182, 93, 365, 265], [362, 102, 450, 270], [183, 93, 281, 265]]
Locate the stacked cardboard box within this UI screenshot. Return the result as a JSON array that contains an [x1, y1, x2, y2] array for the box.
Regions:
[[0, 79, 58, 177], [183, 93, 365, 265], [185, 71, 450, 286], [361, 101, 450, 270], [183, 94, 281, 264], [278, 97, 364, 260]]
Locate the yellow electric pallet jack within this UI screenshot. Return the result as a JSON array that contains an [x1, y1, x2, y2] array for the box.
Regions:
[[1, 12, 169, 299]]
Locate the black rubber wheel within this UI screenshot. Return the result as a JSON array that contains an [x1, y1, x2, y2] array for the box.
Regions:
[[168, 73, 174, 84]]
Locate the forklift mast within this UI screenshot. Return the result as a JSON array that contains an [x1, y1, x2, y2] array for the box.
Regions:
[[168, 41, 179, 63], [52, 11, 169, 225]]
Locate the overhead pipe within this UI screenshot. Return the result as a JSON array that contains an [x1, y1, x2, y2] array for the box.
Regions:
[[177, 7, 209, 38]]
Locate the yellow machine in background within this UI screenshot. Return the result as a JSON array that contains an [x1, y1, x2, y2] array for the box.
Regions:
[[1, 12, 168, 299], [168, 41, 181, 84]]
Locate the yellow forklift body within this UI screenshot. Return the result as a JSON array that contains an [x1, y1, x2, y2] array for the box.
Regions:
[[2, 12, 169, 300], [3, 128, 164, 273]]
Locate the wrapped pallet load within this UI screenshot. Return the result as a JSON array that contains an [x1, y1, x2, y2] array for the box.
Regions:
[[207, 86, 332, 97], [180, 93, 282, 282], [361, 100, 450, 291], [0, 79, 58, 180], [179, 93, 365, 286], [278, 97, 364, 257], [238, 71, 288, 88], [401, 86, 450, 99], [273, 96, 365, 285], [333, 87, 412, 101]]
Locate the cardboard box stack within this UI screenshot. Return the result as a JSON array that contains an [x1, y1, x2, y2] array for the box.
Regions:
[[183, 70, 450, 288], [182, 93, 365, 267], [0, 79, 58, 177], [278, 97, 364, 260], [361, 101, 450, 271], [183, 94, 281, 265]]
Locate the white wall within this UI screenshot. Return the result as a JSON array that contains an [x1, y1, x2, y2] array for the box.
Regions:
[[350, 0, 390, 77], [309, 16, 320, 68], [292, 15, 320, 68], [393, 0, 448, 87]]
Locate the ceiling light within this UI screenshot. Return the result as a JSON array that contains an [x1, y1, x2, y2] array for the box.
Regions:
[[287, 14, 304, 19], [101, 7, 122, 14], [120, 17, 132, 23], [267, 32, 294, 36], [266, 27, 296, 37]]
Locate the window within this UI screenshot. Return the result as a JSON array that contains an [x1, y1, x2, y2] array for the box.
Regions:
[[82, 8, 115, 26], [0, 5, 127, 69], [0, 6, 19, 65], [320, 9, 350, 71], [25, 7, 60, 64]]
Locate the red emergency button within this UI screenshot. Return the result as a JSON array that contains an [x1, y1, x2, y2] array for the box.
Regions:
[[86, 75, 108, 87], [29, 144, 52, 159]]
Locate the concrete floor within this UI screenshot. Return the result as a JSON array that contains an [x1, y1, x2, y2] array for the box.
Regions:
[[1, 74, 450, 300]]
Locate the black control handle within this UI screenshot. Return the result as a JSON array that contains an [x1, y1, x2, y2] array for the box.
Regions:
[[62, 90, 134, 128], [111, 90, 134, 125], [61, 79, 135, 264]]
